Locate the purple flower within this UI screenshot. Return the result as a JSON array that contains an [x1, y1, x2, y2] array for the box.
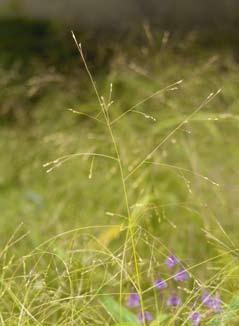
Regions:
[[127, 293, 140, 307], [201, 291, 221, 312], [174, 268, 189, 282], [137, 311, 153, 322], [167, 294, 181, 306], [165, 255, 179, 268], [212, 295, 221, 312], [154, 278, 167, 289], [201, 291, 210, 304], [189, 311, 201, 326]]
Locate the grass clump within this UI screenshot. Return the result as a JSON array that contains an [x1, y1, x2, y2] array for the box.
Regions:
[[0, 31, 239, 324]]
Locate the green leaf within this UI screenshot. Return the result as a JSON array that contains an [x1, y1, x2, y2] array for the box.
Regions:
[[150, 314, 169, 325], [100, 296, 140, 324], [115, 323, 140, 326]]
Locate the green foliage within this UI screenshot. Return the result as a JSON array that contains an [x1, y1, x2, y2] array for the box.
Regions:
[[100, 296, 140, 324], [115, 324, 139, 326], [150, 314, 170, 325]]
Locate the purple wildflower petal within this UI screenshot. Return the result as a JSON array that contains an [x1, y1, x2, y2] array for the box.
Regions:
[[201, 291, 221, 312], [189, 311, 201, 326], [167, 293, 181, 306], [211, 295, 221, 312], [137, 311, 153, 322], [165, 255, 179, 268], [154, 278, 167, 289], [174, 268, 189, 282], [127, 293, 140, 307], [201, 291, 211, 305]]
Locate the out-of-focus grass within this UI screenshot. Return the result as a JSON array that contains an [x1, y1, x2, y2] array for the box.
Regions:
[[0, 30, 239, 324]]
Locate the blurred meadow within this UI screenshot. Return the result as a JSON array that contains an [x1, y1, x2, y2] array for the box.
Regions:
[[0, 15, 239, 325]]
